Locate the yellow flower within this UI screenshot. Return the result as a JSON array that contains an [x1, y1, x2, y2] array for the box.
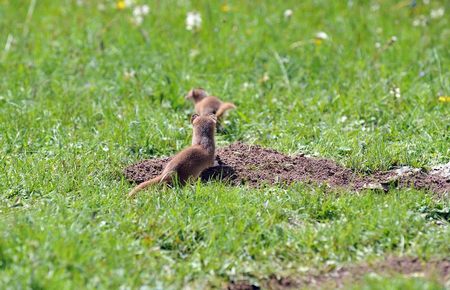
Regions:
[[116, 0, 125, 10], [221, 4, 231, 13], [438, 96, 450, 103]]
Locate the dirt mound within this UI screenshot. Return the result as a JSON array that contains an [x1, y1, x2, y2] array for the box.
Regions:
[[228, 257, 450, 289], [124, 142, 450, 194]]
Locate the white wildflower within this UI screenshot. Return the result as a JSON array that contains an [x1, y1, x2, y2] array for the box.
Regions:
[[423, 0, 430, 4], [141, 5, 149, 14], [284, 9, 293, 19], [430, 8, 444, 19], [390, 36, 397, 43], [389, 86, 401, 98], [133, 5, 149, 17], [132, 5, 149, 25], [241, 82, 252, 90], [315, 31, 329, 40], [375, 42, 381, 49], [124, 69, 136, 80], [413, 15, 427, 27], [186, 11, 202, 31]]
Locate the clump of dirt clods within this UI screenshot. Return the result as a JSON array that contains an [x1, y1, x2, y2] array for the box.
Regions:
[[124, 142, 450, 195], [228, 257, 450, 289]]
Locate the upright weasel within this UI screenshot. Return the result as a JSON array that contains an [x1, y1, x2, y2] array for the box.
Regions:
[[127, 113, 216, 197], [185, 88, 236, 119]]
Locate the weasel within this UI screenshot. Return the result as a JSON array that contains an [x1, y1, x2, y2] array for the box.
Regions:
[[185, 88, 236, 119], [127, 113, 216, 197]]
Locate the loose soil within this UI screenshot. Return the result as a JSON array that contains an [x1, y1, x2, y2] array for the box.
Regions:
[[227, 257, 450, 289], [124, 142, 450, 195]]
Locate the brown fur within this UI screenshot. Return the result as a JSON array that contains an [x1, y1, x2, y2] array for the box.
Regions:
[[185, 88, 236, 118], [127, 113, 217, 197]]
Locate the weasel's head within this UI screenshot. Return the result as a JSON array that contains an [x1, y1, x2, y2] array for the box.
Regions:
[[185, 88, 208, 103], [191, 113, 217, 130]]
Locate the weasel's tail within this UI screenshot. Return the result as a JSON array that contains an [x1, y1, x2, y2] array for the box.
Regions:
[[216, 102, 236, 118], [128, 176, 162, 198], [127, 171, 173, 198]]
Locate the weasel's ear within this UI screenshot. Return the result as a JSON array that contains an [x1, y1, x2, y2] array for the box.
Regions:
[[195, 87, 205, 93], [193, 88, 208, 99], [185, 89, 193, 99], [191, 114, 200, 124], [208, 113, 217, 124]]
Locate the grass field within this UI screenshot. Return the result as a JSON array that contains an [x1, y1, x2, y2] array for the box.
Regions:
[[1, 0, 449, 289]]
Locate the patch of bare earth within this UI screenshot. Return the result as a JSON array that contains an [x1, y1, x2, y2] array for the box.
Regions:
[[124, 142, 450, 195], [227, 257, 450, 290]]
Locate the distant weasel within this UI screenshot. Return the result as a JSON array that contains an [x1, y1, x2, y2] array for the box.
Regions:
[[127, 113, 216, 197], [185, 88, 236, 119]]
